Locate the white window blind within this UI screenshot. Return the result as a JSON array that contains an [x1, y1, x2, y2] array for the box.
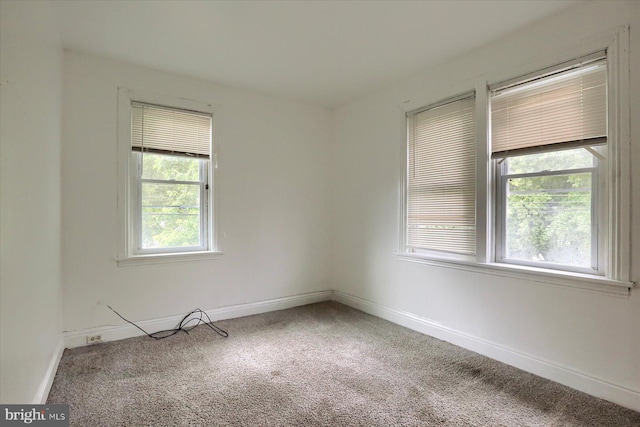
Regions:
[[407, 95, 476, 255], [491, 54, 607, 158], [131, 102, 212, 158]]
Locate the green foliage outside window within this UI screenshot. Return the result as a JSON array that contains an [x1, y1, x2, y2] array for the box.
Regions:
[[504, 148, 597, 268]]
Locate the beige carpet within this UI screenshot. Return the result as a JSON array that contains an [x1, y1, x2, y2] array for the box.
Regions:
[[47, 302, 640, 426]]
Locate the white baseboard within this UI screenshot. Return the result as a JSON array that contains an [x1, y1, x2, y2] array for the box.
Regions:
[[332, 290, 640, 413], [63, 290, 333, 349], [34, 337, 64, 404]]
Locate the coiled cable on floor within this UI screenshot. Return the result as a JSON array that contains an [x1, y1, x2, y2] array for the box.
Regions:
[[105, 304, 228, 340]]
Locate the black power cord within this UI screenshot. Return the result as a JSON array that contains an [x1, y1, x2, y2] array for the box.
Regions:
[[105, 304, 228, 340]]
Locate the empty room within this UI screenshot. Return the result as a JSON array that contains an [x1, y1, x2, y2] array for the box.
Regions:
[[1, 0, 639, 425]]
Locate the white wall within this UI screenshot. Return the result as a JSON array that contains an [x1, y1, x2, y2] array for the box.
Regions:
[[61, 52, 332, 332], [332, 0, 640, 409], [0, 1, 65, 403]]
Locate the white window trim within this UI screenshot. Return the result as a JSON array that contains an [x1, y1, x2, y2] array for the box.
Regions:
[[396, 253, 631, 297], [398, 26, 634, 296], [117, 88, 223, 266]]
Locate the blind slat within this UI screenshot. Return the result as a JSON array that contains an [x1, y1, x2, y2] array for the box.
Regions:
[[491, 58, 606, 156], [131, 102, 212, 158], [407, 95, 476, 254]]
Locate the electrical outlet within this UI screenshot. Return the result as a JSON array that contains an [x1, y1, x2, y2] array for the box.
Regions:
[[87, 334, 102, 345]]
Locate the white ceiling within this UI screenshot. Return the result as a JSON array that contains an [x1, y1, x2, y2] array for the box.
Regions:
[[52, 0, 580, 109]]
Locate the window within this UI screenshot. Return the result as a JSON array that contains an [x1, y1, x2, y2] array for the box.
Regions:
[[399, 28, 631, 290], [405, 94, 476, 257], [121, 97, 216, 259], [491, 53, 607, 274]]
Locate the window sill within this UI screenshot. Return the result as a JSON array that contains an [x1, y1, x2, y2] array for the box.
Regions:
[[396, 252, 634, 297], [117, 251, 223, 267]]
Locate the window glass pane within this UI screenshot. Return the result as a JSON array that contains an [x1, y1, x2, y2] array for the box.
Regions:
[[141, 182, 201, 248], [505, 171, 592, 268], [506, 148, 594, 174], [141, 153, 200, 181]]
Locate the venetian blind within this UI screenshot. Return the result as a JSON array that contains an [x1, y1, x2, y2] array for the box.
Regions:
[[491, 55, 607, 158], [131, 102, 212, 158], [407, 95, 476, 255]]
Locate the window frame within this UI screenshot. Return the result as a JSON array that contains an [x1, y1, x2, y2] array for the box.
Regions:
[[397, 26, 633, 295], [131, 152, 209, 255], [117, 88, 222, 266], [495, 154, 602, 275]]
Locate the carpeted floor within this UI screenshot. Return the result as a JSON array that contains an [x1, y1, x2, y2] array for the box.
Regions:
[[47, 302, 640, 426]]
